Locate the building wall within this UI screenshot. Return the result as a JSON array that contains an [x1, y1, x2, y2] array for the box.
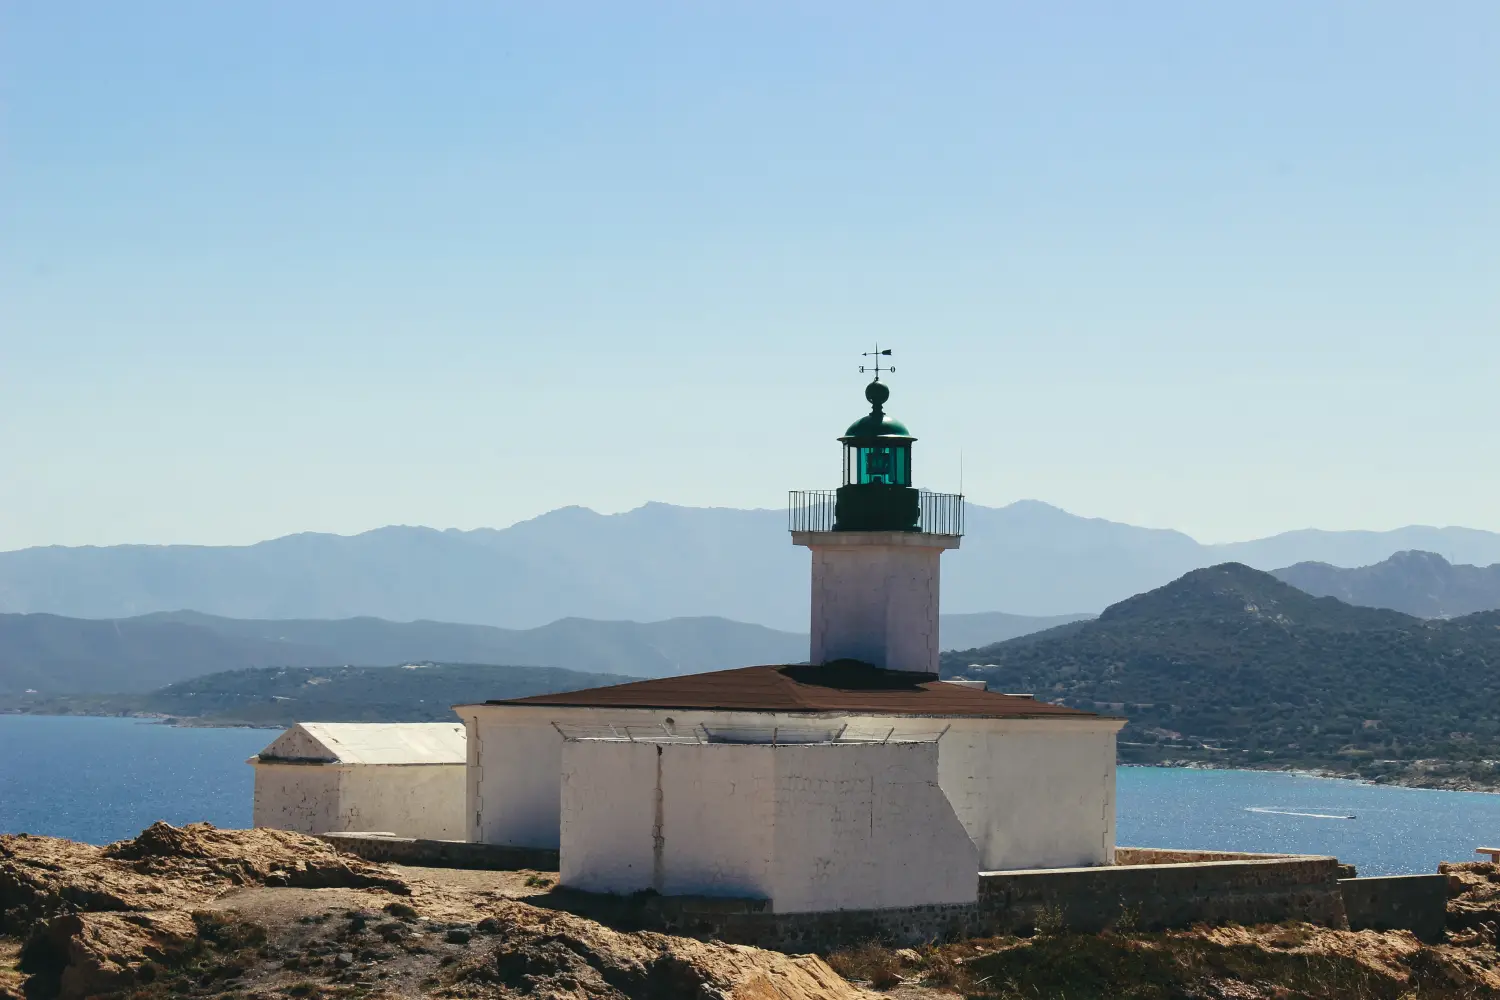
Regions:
[[768, 742, 978, 912], [465, 704, 1122, 873], [803, 536, 947, 673], [559, 740, 977, 913], [336, 764, 467, 840], [252, 763, 342, 834], [922, 719, 1121, 870], [559, 740, 660, 893], [465, 713, 566, 847], [252, 763, 465, 840]]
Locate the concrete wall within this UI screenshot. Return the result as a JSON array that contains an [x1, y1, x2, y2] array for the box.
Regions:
[[795, 531, 957, 674], [891, 717, 1121, 871], [252, 763, 465, 840], [465, 704, 1122, 875], [559, 740, 978, 913], [337, 764, 466, 840], [318, 832, 558, 871], [1340, 875, 1449, 943], [769, 742, 978, 913], [549, 856, 1350, 951], [252, 763, 342, 834]]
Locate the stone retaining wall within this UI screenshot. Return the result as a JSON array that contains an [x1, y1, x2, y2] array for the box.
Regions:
[[317, 832, 559, 871], [977, 857, 1348, 935], [540, 855, 1350, 950], [1340, 875, 1449, 943]]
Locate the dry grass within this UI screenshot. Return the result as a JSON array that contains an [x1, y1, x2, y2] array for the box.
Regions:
[[826, 942, 905, 990], [825, 926, 1500, 1000]]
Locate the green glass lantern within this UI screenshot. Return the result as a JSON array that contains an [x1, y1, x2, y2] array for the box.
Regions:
[[834, 381, 920, 531]]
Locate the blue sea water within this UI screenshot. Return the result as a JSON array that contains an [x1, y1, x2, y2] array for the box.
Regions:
[[0, 715, 272, 845], [3, 715, 1499, 874]]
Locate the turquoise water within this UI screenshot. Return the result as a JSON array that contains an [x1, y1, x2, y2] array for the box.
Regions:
[[3, 715, 1499, 873]]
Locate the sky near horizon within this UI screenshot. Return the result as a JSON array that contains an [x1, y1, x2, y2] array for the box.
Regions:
[[2, 2, 1497, 551]]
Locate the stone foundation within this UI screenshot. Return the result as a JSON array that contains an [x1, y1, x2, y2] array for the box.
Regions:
[[539, 854, 1351, 950], [316, 832, 559, 871], [1340, 874, 1449, 943]]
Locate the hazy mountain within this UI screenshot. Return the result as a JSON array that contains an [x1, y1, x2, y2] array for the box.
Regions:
[[0, 612, 804, 695], [3, 663, 639, 727], [4, 501, 1500, 628], [937, 611, 1094, 652], [941, 564, 1500, 789], [0, 607, 1079, 696], [1273, 551, 1500, 619]]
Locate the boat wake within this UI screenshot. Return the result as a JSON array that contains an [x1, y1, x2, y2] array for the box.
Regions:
[[1245, 806, 1356, 820]]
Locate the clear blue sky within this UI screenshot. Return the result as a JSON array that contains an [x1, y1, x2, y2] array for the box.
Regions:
[[2, 2, 1496, 549]]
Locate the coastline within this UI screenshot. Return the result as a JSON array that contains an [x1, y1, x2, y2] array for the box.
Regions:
[[7, 706, 1500, 793], [1124, 758, 1500, 794]]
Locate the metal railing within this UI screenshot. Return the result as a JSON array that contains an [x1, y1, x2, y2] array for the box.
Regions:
[[787, 490, 839, 532], [919, 490, 966, 536], [787, 489, 965, 536]]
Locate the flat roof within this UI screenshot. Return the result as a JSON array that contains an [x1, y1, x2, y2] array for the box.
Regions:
[[483, 661, 1095, 719]]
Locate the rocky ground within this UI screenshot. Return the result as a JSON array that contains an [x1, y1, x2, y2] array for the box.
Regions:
[[4, 823, 1500, 999]]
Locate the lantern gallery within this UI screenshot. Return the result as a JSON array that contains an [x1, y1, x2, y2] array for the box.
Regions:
[[253, 364, 1124, 917]]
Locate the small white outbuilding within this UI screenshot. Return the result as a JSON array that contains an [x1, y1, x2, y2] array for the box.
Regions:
[[250, 722, 466, 840]]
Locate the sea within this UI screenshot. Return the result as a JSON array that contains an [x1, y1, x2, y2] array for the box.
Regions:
[[2, 714, 1498, 875]]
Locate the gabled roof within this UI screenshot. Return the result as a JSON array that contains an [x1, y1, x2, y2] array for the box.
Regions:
[[481, 661, 1095, 719], [254, 722, 466, 765]]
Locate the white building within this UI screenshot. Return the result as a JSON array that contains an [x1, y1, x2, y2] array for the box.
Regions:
[[250, 722, 467, 840], [561, 735, 980, 912], [459, 663, 1121, 876], [457, 372, 1126, 907]]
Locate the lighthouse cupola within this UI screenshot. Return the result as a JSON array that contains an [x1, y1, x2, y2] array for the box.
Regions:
[[835, 379, 918, 531], [788, 349, 964, 674]]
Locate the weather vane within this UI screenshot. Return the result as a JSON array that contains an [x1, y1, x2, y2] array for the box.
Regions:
[[859, 345, 894, 381]]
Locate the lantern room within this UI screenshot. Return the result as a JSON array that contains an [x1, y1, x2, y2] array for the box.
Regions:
[[841, 381, 913, 487], [834, 380, 920, 531]]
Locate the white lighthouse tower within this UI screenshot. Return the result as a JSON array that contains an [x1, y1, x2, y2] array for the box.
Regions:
[[789, 353, 963, 674]]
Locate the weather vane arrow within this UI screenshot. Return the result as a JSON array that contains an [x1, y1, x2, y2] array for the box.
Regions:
[[859, 345, 894, 380]]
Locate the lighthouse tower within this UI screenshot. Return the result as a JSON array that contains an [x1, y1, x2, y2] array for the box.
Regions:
[[789, 360, 963, 674]]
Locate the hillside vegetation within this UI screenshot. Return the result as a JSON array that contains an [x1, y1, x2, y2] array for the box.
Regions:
[[0, 662, 635, 726], [943, 563, 1500, 789], [0, 611, 803, 694]]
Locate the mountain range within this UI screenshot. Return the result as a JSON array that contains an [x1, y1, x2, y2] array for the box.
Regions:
[[0, 608, 1084, 695], [1272, 550, 1500, 618], [7, 501, 1500, 629], [941, 563, 1500, 790]]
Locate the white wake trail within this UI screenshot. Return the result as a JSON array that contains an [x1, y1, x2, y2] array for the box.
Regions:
[[1245, 806, 1356, 820]]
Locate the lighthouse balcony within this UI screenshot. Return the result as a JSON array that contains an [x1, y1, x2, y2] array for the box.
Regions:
[[787, 489, 965, 537]]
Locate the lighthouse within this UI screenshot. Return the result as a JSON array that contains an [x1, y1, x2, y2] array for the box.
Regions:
[[789, 354, 963, 674]]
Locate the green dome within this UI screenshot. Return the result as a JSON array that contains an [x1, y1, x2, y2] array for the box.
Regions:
[[840, 379, 912, 439], [842, 413, 911, 439]]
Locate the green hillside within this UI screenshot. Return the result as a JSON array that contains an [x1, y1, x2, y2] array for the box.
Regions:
[[0, 662, 635, 726], [942, 563, 1500, 789]]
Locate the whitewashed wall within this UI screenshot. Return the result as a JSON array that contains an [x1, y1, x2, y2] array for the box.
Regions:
[[928, 719, 1120, 870], [253, 763, 342, 833], [794, 531, 957, 674], [559, 740, 977, 912], [464, 706, 839, 848], [467, 703, 1122, 873], [336, 765, 467, 840], [768, 742, 977, 912], [252, 763, 466, 840]]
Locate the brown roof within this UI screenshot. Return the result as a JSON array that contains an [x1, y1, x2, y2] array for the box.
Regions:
[[487, 661, 1096, 719]]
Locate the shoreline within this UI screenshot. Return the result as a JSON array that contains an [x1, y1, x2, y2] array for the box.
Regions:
[[1123, 759, 1500, 794], [6, 709, 1499, 793]]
